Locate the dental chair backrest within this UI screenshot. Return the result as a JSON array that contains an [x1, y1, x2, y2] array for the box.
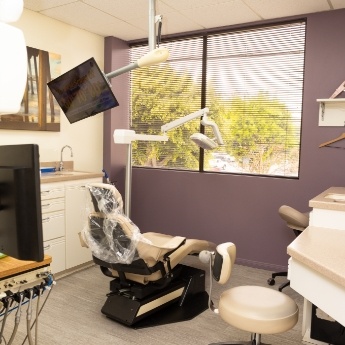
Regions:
[[212, 243, 236, 285], [85, 183, 142, 265]]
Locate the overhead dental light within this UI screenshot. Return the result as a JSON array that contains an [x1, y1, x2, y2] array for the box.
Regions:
[[0, 0, 27, 115], [161, 108, 224, 150]]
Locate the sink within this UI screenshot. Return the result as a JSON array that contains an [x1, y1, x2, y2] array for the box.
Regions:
[[41, 171, 88, 177], [54, 171, 75, 175], [325, 193, 345, 202]]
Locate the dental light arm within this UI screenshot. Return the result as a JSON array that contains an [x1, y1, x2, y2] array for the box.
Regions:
[[106, 47, 169, 80], [161, 108, 207, 133], [161, 108, 224, 150]]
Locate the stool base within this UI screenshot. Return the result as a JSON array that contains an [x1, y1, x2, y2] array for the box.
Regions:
[[209, 333, 270, 345]]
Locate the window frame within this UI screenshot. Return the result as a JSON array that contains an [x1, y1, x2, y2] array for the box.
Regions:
[[129, 19, 306, 179]]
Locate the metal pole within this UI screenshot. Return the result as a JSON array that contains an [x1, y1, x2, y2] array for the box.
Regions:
[[124, 143, 132, 217], [148, 0, 156, 51]]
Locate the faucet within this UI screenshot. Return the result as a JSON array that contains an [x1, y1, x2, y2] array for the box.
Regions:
[[59, 145, 73, 171]]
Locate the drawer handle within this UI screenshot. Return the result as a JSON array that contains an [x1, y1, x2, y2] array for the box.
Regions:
[[41, 190, 52, 196], [44, 244, 51, 250], [42, 217, 50, 223], [42, 203, 51, 208]]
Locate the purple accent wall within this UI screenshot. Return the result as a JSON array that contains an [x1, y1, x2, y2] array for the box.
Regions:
[[103, 37, 130, 198], [104, 9, 345, 271]]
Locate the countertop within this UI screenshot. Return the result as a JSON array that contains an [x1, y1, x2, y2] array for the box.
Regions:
[[0, 255, 52, 279], [287, 226, 345, 288], [309, 186, 345, 211], [40, 171, 103, 183]]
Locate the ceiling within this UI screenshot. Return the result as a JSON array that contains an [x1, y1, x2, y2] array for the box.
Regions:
[[24, 0, 345, 41]]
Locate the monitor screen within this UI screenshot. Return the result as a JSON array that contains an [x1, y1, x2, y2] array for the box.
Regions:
[[0, 144, 44, 261], [47, 57, 119, 124]]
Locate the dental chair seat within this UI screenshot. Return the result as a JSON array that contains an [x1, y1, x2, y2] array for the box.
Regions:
[[81, 182, 215, 327]]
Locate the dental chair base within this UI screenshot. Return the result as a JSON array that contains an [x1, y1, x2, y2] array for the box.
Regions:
[[101, 264, 208, 328]]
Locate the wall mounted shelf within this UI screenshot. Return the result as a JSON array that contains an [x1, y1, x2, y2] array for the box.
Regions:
[[317, 98, 345, 126]]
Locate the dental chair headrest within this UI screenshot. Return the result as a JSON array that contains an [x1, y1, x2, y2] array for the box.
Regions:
[[87, 183, 124, 214]]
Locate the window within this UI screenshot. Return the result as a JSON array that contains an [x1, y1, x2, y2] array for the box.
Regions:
[[130, 21, 306, 177]]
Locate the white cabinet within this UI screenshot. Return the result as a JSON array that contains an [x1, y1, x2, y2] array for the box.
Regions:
[[65, 178, 100, 269], [41, 183, 66, 274], [43, 238, 66, 274], [41, 177, 102, 274]]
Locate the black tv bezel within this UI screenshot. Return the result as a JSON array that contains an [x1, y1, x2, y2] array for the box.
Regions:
[[47, 57, 119, 124], [0, 144, 44, 261]]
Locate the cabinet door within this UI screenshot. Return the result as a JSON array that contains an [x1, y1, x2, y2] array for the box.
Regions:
[[65, 178, 101, 268]]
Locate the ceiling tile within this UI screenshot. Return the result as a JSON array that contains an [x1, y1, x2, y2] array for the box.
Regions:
[[24, 0, 77, 12], [82, 0, 173, 21], [122, 10, 205, 39], [179, 0, 261, 29], [244, 0, 331, 19], [330, 0, 345, 9], [23, 0, 345, 40], [40, 2, 146, 39]]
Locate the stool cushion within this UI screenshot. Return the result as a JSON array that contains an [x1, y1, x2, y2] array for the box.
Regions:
[[219, 285, 298, 335]]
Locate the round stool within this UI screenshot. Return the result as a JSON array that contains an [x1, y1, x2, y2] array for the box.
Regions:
[[219, 285, 298, 336]]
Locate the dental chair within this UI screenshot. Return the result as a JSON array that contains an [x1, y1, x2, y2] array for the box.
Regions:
[[267, 205, 309, 291], [200, 243, 299, 345], [80, 182, 216, 328]]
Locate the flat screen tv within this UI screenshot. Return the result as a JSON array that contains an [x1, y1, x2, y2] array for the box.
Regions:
[[0, 144, 44, 261], [47, 57, 119, 124]]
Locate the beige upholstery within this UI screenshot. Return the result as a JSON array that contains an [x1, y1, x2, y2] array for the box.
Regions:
[[219, 286, 299, 335], [209, 243, 298, 344], [278, 205, 309, 231], [83, 182, 216, 285], [109, 214, 215, 284]]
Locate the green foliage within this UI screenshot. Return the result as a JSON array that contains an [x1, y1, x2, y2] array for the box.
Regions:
[[131, 64, 201, 169], [223, 94, 299, 174]]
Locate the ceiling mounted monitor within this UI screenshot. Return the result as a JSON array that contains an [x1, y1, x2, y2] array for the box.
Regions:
[[48, 57, 119, 124]]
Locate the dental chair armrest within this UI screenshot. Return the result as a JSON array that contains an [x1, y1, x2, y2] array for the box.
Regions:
[[143, 233, 186, 250]]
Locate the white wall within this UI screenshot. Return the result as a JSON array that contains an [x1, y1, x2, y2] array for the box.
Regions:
[[4, 9, 105, 172]]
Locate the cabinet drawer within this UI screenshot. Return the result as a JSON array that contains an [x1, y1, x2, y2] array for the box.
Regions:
[[41, 186, 65, 200], [42, 211, 65, 241], [44, 238, 66, 274], [41, 198, 65, 213]]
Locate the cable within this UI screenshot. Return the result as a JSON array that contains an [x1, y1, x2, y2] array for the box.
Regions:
[[157, 20, 162, 47], [34, 289, 41, 345], [0, 298, 12, 344], [7, 293, 24, 345], [20, 278, 55, 345], [26, 290, 34, 345]]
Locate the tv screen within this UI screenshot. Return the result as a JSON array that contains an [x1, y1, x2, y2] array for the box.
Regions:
[[47, 57, 119, 124], [0, 144, 44, 261]]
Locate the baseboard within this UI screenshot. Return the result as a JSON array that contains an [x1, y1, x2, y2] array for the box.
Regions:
[[236, 257, 287, 272]]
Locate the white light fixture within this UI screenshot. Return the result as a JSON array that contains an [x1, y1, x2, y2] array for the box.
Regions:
[[0, 0, 27, 115], [161, 107, 224, 150]]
